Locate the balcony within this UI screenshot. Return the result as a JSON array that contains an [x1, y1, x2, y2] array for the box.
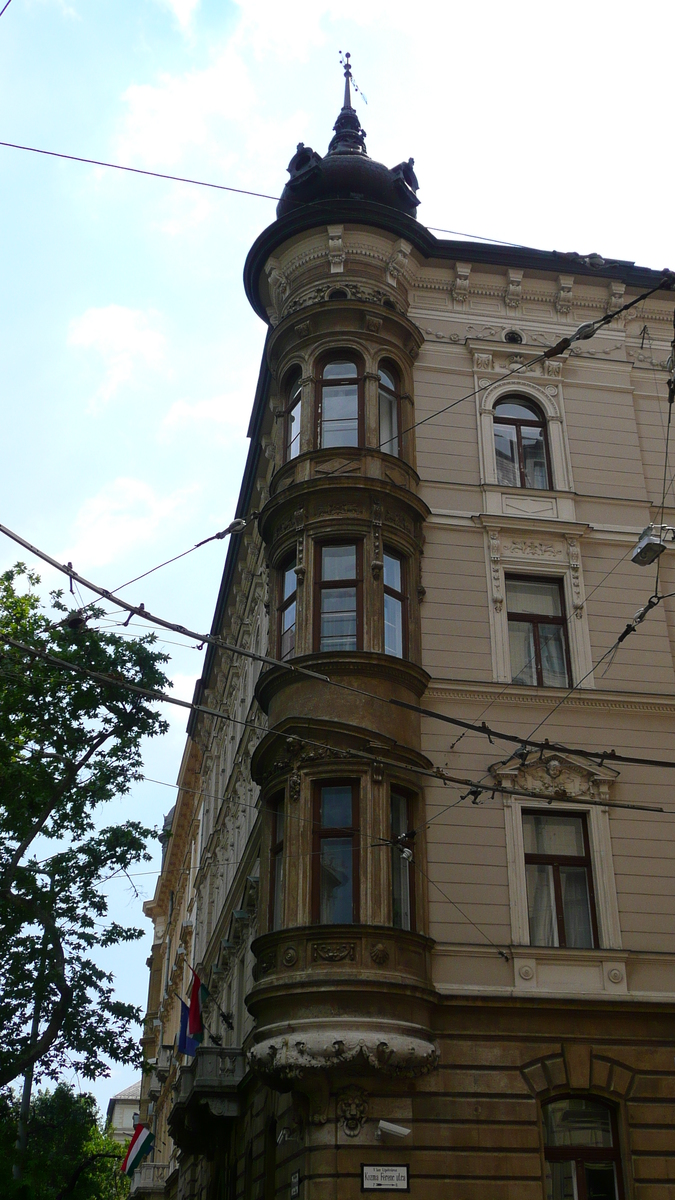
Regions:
[[129, 1162, 169, 1196], [168, 1046, 246, 1156]]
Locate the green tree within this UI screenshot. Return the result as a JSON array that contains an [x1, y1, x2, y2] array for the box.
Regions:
[[0, 1083, 130, 1200], [0, 564, 170, 1089]]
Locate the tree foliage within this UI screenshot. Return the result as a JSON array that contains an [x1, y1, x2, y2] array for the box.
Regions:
[[0, 565, 170, 1086], [0, 1083, 129, 1200]]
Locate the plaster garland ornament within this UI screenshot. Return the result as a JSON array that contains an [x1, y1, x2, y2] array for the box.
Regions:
[[488, 529, 504, 612], [247, 1025, 440, 1086], [312, 942, 355, 963]]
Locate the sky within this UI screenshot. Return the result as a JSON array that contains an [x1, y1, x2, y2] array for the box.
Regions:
[[1, 0, 674, 1117]]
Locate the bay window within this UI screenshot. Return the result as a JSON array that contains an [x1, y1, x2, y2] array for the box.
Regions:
[[318, 358, 362, 448], [278, 557, 297, 661], [269, 795, 284, 931], [315, 543, 362, 653], [383, 550, 405, 657], [313, 782, 360, 924], [285, 376, 302, 461], [391, 790, 414, 931], [378, 364, 400, 456]]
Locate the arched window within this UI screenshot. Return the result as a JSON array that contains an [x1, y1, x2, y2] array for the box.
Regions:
[[285, 372, 302, 461], [493, 397, 551, 489], [378, 363, 400, 456], [317, 357, 362, 448], [543, 1097, 622, 1200]]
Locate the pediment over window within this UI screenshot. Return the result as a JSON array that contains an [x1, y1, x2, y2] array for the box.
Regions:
[[492, 750, 619, 803]]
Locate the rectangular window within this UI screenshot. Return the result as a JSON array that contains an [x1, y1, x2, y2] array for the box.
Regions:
[[320, 361, 360, 448], [523, 812, 597, 948], [278, 559, 297, 660], [286, 394, 302, 460], [269, 796, 284, 931], [391, 790, 414, 931], [313, 782, 359, 924], [383, 551, 405, 657], [506, 576, 570, 688], [315, 543, 361, 652]]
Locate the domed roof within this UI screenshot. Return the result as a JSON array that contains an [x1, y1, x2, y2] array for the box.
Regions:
[[276, 56, 419, 220]]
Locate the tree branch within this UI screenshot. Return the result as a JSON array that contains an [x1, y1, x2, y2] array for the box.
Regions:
[[0, 887, 72, 1087], [55, 1152, 123, 1200]]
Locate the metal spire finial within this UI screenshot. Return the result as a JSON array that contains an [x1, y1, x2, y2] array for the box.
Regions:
[[342, 50, 353, 109]]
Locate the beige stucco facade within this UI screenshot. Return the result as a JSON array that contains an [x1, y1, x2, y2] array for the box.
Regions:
[[137, 104, 675, 1200]]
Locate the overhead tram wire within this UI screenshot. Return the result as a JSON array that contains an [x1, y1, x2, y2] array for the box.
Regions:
[[0, 638, 665, 814], [5, 520, 675, 774], [0, 0, 14, 15]]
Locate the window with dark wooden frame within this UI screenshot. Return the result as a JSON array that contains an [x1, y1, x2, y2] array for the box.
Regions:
[[493, 396, 552, 489], [269, 794, 285, 932], [506, 576, 571, 688], [285, 374, 302, 462], [543, 1096, 623, 1200], [383, 550, 406, 658], [391, 789, 414, 931], [314, 543, 362, 653], [278, 556, 297, 661], [378, 362, 401, 457], [316, 356, 364, 449], [312, 782, 360, 924], [523, 811, 598, 949]]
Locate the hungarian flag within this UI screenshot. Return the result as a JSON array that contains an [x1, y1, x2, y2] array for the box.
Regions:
[[188, 969, 208, 1043], [121, 1124, 154, 1176]]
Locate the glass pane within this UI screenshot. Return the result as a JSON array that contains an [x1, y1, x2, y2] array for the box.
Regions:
[[545, 1160, 577, 1200], [287, 392, 301, 459], [522, 425, 548, 488], [523, 813, 585, 857], [379, 389, 399, 455], [272, 850, 284, 930], [494, 423, 519, 486], [320, 587, 357, 651], [561, 866, 593, 948], [391, 792, 410, 931], [322, 383, 359, 447], [320, 837, 353, 923], [322, 545, 356, 580], [540, 624, 569, 687], [526, 863, 558, 946], [383, 553, 401, 592], [495, 399, 542, 420], [384, 593, 403, 657], [584, 1163, 618, 1200], [323, 360, 358, 379], [321, 785, 352, 828], [280, 601, 295, 660], [508, 619, 537, 685], [544, 1098, 613, 1148], [378, 367, 396, 391], [506, 578, 562, 617], [283, 563, 296, 600]]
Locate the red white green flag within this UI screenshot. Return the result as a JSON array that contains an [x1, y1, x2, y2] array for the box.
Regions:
[[120, 1124, 154, 1176], [188, 968, 208, 1043]]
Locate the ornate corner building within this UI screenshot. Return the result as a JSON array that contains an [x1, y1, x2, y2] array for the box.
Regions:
[[137, 65, 675, 1200]]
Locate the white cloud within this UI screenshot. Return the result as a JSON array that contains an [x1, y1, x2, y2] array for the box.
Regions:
[[151, 0, 200, 30], [68, 306, 167, 411], [160, 393, 250, 442], [64, 478, 197, 570]]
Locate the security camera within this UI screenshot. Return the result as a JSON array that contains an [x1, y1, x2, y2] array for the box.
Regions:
[[376, 1120, 411, 1140]]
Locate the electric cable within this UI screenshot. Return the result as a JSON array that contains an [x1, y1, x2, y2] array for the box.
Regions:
[[5, 519, 675, 772], [0, 0, 14, 15]]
